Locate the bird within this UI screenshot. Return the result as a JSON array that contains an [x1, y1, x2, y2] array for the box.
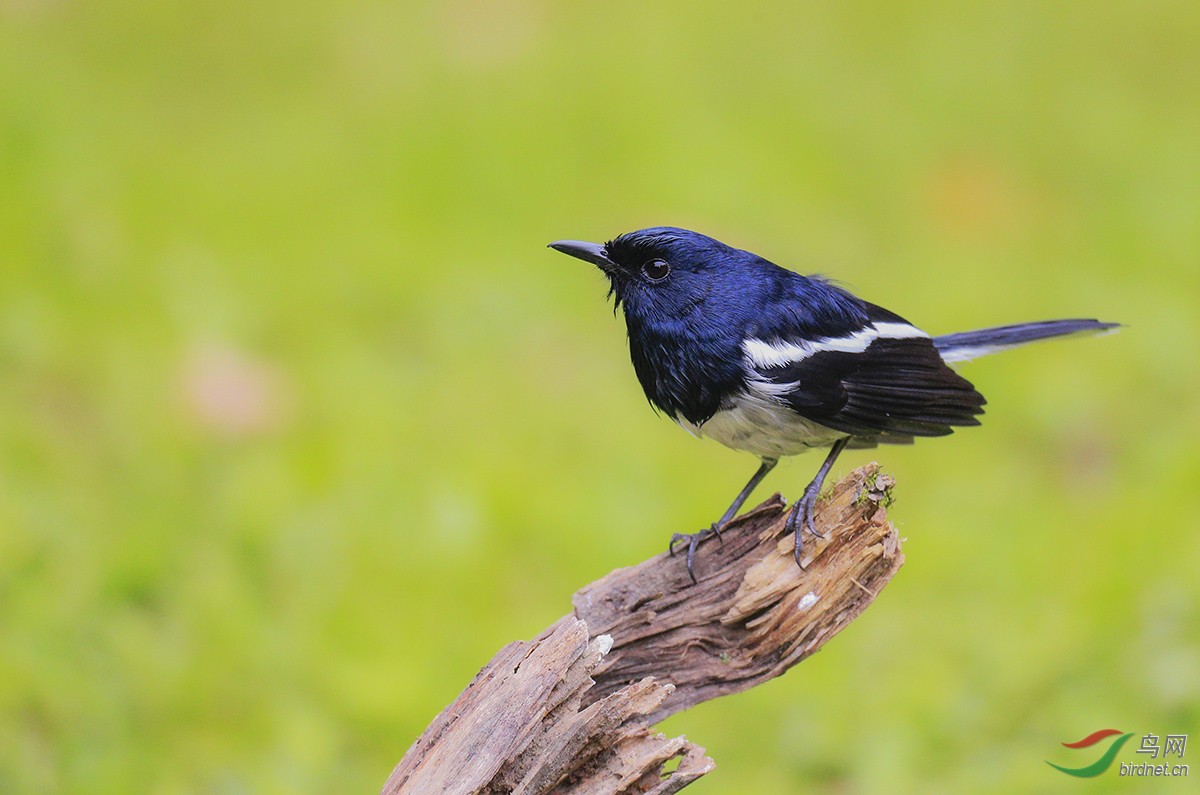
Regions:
[[549, 227, 1118, 583]]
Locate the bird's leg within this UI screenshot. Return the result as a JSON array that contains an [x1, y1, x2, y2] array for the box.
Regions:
[[785, 438, 849, 568], [670, 457, 778, 583]]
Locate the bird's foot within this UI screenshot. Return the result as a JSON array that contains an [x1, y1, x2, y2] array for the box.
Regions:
[[668, 522, 724, 584], [785, 486, 825, 568]]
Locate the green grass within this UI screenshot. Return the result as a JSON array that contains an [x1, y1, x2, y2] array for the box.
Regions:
[[2, 2, 1198, 793]]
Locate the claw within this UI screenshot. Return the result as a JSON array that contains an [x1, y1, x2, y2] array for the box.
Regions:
[[666, 523, 723, 584], [666, 458, 779, 586], [801, 496, 827, 539], [785, 437, 848, 569], [787, 489, 826, 569], [685, 535, 701, 584]]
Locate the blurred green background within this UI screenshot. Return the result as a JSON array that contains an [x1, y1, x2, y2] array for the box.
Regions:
[[2, 1, 1197, 793]]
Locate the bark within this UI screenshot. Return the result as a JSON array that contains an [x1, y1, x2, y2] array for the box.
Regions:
[[384, 464, 902, 794]]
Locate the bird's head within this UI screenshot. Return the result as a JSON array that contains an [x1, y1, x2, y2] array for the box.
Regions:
[[549, 227, 753, 321]]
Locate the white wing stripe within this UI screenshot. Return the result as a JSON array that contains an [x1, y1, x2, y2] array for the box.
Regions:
[[873, 322, 930, 340], [742, 322, 928, 369], [742, 337, 814, 368]]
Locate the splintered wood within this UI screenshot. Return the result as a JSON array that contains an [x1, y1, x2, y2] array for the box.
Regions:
[[383, 464, 903, 794]]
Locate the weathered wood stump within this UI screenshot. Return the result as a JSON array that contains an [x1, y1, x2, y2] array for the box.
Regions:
[[384, 464, 903, 794]]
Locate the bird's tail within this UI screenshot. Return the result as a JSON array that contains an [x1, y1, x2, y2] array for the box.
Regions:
[[933, 319, 1120, 363]]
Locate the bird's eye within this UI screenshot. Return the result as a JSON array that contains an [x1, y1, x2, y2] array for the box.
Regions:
[[642, 259, 670, 282]]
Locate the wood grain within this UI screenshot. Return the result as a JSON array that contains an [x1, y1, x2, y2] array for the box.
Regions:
[[383, 464, 903, 794]]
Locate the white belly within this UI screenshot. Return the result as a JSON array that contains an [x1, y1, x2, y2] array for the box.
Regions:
[[679, 390, 848, 458]]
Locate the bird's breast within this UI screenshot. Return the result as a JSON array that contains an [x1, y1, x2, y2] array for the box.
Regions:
[[680, 390, 849, 458], [626, 322, 745, 425]]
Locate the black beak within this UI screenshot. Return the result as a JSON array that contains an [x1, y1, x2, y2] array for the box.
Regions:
[[548, 240, 616, 272]]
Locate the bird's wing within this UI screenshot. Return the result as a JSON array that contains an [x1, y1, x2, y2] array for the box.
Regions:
[[742, 303, 986, 438]]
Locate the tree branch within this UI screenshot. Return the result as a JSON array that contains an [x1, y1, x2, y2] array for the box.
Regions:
[[383, 464, 903, 794]]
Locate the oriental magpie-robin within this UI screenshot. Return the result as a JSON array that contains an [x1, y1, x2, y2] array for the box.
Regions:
[[550, 227, 1117, 582]]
